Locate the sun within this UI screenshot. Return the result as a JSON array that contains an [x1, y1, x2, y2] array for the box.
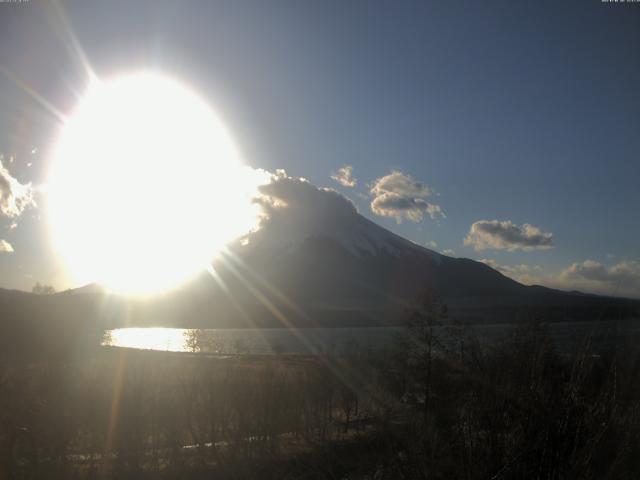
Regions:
[[47, 72, 259, 294]]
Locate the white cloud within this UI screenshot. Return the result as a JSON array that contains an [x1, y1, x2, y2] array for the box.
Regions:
[[369, 170, 444, 223], [557, 260, 640, 298], [442, 249, 455, 256], [330, 165, 357, 188], [426, 240, 438, 248], [0, 157, 36, 219], [426, 203, 444, 220], [464, 220, 553, 252], [0, 239, 13, 253]]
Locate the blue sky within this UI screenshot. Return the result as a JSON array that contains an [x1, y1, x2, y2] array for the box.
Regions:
[[0, 0, 639, 296]]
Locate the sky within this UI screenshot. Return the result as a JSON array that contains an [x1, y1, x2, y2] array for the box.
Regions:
[[0, 0, 639, 297]]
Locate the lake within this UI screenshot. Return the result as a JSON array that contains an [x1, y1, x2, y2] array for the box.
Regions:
[[102, 320, 640, 355], [102, 326, 403, 355]]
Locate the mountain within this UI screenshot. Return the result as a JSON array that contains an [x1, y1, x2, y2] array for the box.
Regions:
[[1, 173, 639, 340], [201, 197, 637, 327], [70, 173, 633, 328]]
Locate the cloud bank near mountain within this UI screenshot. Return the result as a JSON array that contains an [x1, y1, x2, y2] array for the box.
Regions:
[[480, 258, 640, 299], [558, 260, 640, 298], [479, 259, 542, 284], [246, 169, 358, 249]]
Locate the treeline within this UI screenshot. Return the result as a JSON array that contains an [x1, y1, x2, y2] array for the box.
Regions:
[[373, 297, 640, 479], [2, 299, 640, 479]]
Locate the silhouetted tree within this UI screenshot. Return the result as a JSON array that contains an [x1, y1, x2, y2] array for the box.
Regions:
[[31, 282, 56, 295], [404, 293, 448, 420]]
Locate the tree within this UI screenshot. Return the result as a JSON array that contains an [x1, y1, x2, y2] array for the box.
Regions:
[[403, 292, 448, 420], [32, 283, 56, 295]]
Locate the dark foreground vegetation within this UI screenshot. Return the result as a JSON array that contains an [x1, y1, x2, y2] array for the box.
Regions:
[[2, 299, 640, 479]]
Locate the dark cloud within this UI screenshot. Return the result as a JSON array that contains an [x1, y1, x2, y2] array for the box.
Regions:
[[369, 171, 444, 223], [464, 220, 553, 252]]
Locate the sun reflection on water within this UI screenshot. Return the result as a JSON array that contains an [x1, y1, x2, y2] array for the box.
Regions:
[[103, 327, 190, 352]]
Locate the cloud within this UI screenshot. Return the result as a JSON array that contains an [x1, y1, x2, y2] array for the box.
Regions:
[[256, 170, 356, 216], [369, 170, 444, 223], [426, 203, 444, 220], [557, 260, 640, 298], [0, 239, 13, 253], [464, 220, 553, 252], [442, 249, 455, 256], [479, 257, 640, 299], [330, 165, 357, 188], [479, 258, 542, 284], [246, 169, 358, 248], [0, 157, 36, 219]]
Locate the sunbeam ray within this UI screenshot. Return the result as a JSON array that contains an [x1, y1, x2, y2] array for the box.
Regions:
[[0, 65, 67, 124]]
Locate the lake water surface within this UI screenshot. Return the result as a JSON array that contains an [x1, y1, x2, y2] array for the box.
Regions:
[[102, 321, 640, 355], [102, 327, 403, 355]]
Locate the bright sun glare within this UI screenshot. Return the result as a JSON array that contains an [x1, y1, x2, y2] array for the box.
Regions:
[[48, 72, 260, 294]]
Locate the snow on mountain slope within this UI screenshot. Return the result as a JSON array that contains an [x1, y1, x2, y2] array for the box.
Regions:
[[324, 214, 443, 262]]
